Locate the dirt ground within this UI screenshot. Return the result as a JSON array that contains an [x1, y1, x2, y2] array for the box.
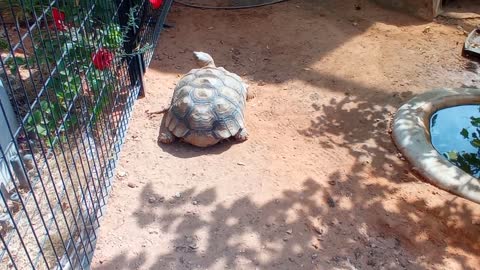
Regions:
[[91, 1, 480, 269]]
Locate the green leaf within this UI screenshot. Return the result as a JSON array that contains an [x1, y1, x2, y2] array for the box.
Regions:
[[0, 38, 8, 50], [36, 125, 47, 137], [471, 139, 480, 149], [471, 117, 480, 127], [40, 101, 50, 113], [32, 110, 43, 123], [460, 128, 469, 139], [444, 151, 458, 161]]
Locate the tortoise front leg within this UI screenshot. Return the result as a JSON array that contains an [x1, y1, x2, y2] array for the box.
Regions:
[[158, 113, 176, 144], [245, 83, 256, 101]]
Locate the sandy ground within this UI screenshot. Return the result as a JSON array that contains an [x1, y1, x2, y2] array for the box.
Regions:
[[91, 1, 480, 269]]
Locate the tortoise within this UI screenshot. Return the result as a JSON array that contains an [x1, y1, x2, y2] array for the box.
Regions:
[[158, 51, 253, 147]]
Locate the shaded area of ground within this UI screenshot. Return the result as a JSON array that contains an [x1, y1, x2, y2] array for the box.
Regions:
[[91, 1, 480, 269]]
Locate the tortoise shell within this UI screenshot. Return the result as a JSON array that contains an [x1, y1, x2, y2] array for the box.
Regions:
[[164, 66, 248, 147]]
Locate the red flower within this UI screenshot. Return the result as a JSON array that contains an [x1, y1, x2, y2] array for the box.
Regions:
[[92, 48, 114, 70], [52, 8, 67, 31], [149, 0, 163, 9]]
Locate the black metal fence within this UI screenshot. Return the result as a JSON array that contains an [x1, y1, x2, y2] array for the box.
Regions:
[[0, 0, 172, 269]]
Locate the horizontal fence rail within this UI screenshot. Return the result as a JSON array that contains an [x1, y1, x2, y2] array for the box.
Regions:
[[0, 0, 172, 269]]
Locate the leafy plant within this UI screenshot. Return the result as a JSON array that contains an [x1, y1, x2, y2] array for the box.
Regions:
[[19, 1, 147, 146]]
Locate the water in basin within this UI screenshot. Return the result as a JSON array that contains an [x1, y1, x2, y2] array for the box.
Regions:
[[430, 105, 480, 178]]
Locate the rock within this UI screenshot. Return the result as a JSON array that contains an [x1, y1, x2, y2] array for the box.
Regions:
[[286, 229, 293, 235], [237, 162, 246, 166], [311, 254, 318, 259], [127, 182, 136, 188], [331, 256, 341, 263], [118, 171, 127, 177], [148, 196, 156, 203], [326, 196, 336, 208], [192, 200, 198, 205], [174, 192, 181, 198]]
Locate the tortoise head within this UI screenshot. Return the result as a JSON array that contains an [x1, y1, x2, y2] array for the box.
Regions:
[[193, 51, 216, 68]]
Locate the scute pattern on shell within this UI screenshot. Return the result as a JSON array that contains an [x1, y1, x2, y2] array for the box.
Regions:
[[167, 67, 247, 142]]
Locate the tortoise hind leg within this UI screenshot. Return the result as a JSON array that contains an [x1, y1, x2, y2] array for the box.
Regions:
[[234, 128, 249, 142], [158, 113, 176, 144], [246, 90, 256, 101]]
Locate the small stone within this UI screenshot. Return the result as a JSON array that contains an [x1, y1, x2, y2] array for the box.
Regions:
[[237, 162, 246, 166], [283, 237, 289, 242], [192, 200, 198, 205], [313, 227, 323, 235], [286, 229, 293, 235], [326, 196, 336, 208], [311, 254, 318, 259], [127, 182, 136, 188], [148, 229, 158, 234], [328, 180, 336, 185], [331, 256, 341, 263], [174, 192, 181, 198], [148, 197, 156, 203], [118, 171, 127, 177]]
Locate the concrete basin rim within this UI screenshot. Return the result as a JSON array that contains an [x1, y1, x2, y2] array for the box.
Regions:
[[392, 87, 480, 204]]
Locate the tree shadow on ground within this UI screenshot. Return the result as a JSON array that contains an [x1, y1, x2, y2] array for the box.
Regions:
[[93, 0, 480, 269], [96, 173, 479, 270]]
